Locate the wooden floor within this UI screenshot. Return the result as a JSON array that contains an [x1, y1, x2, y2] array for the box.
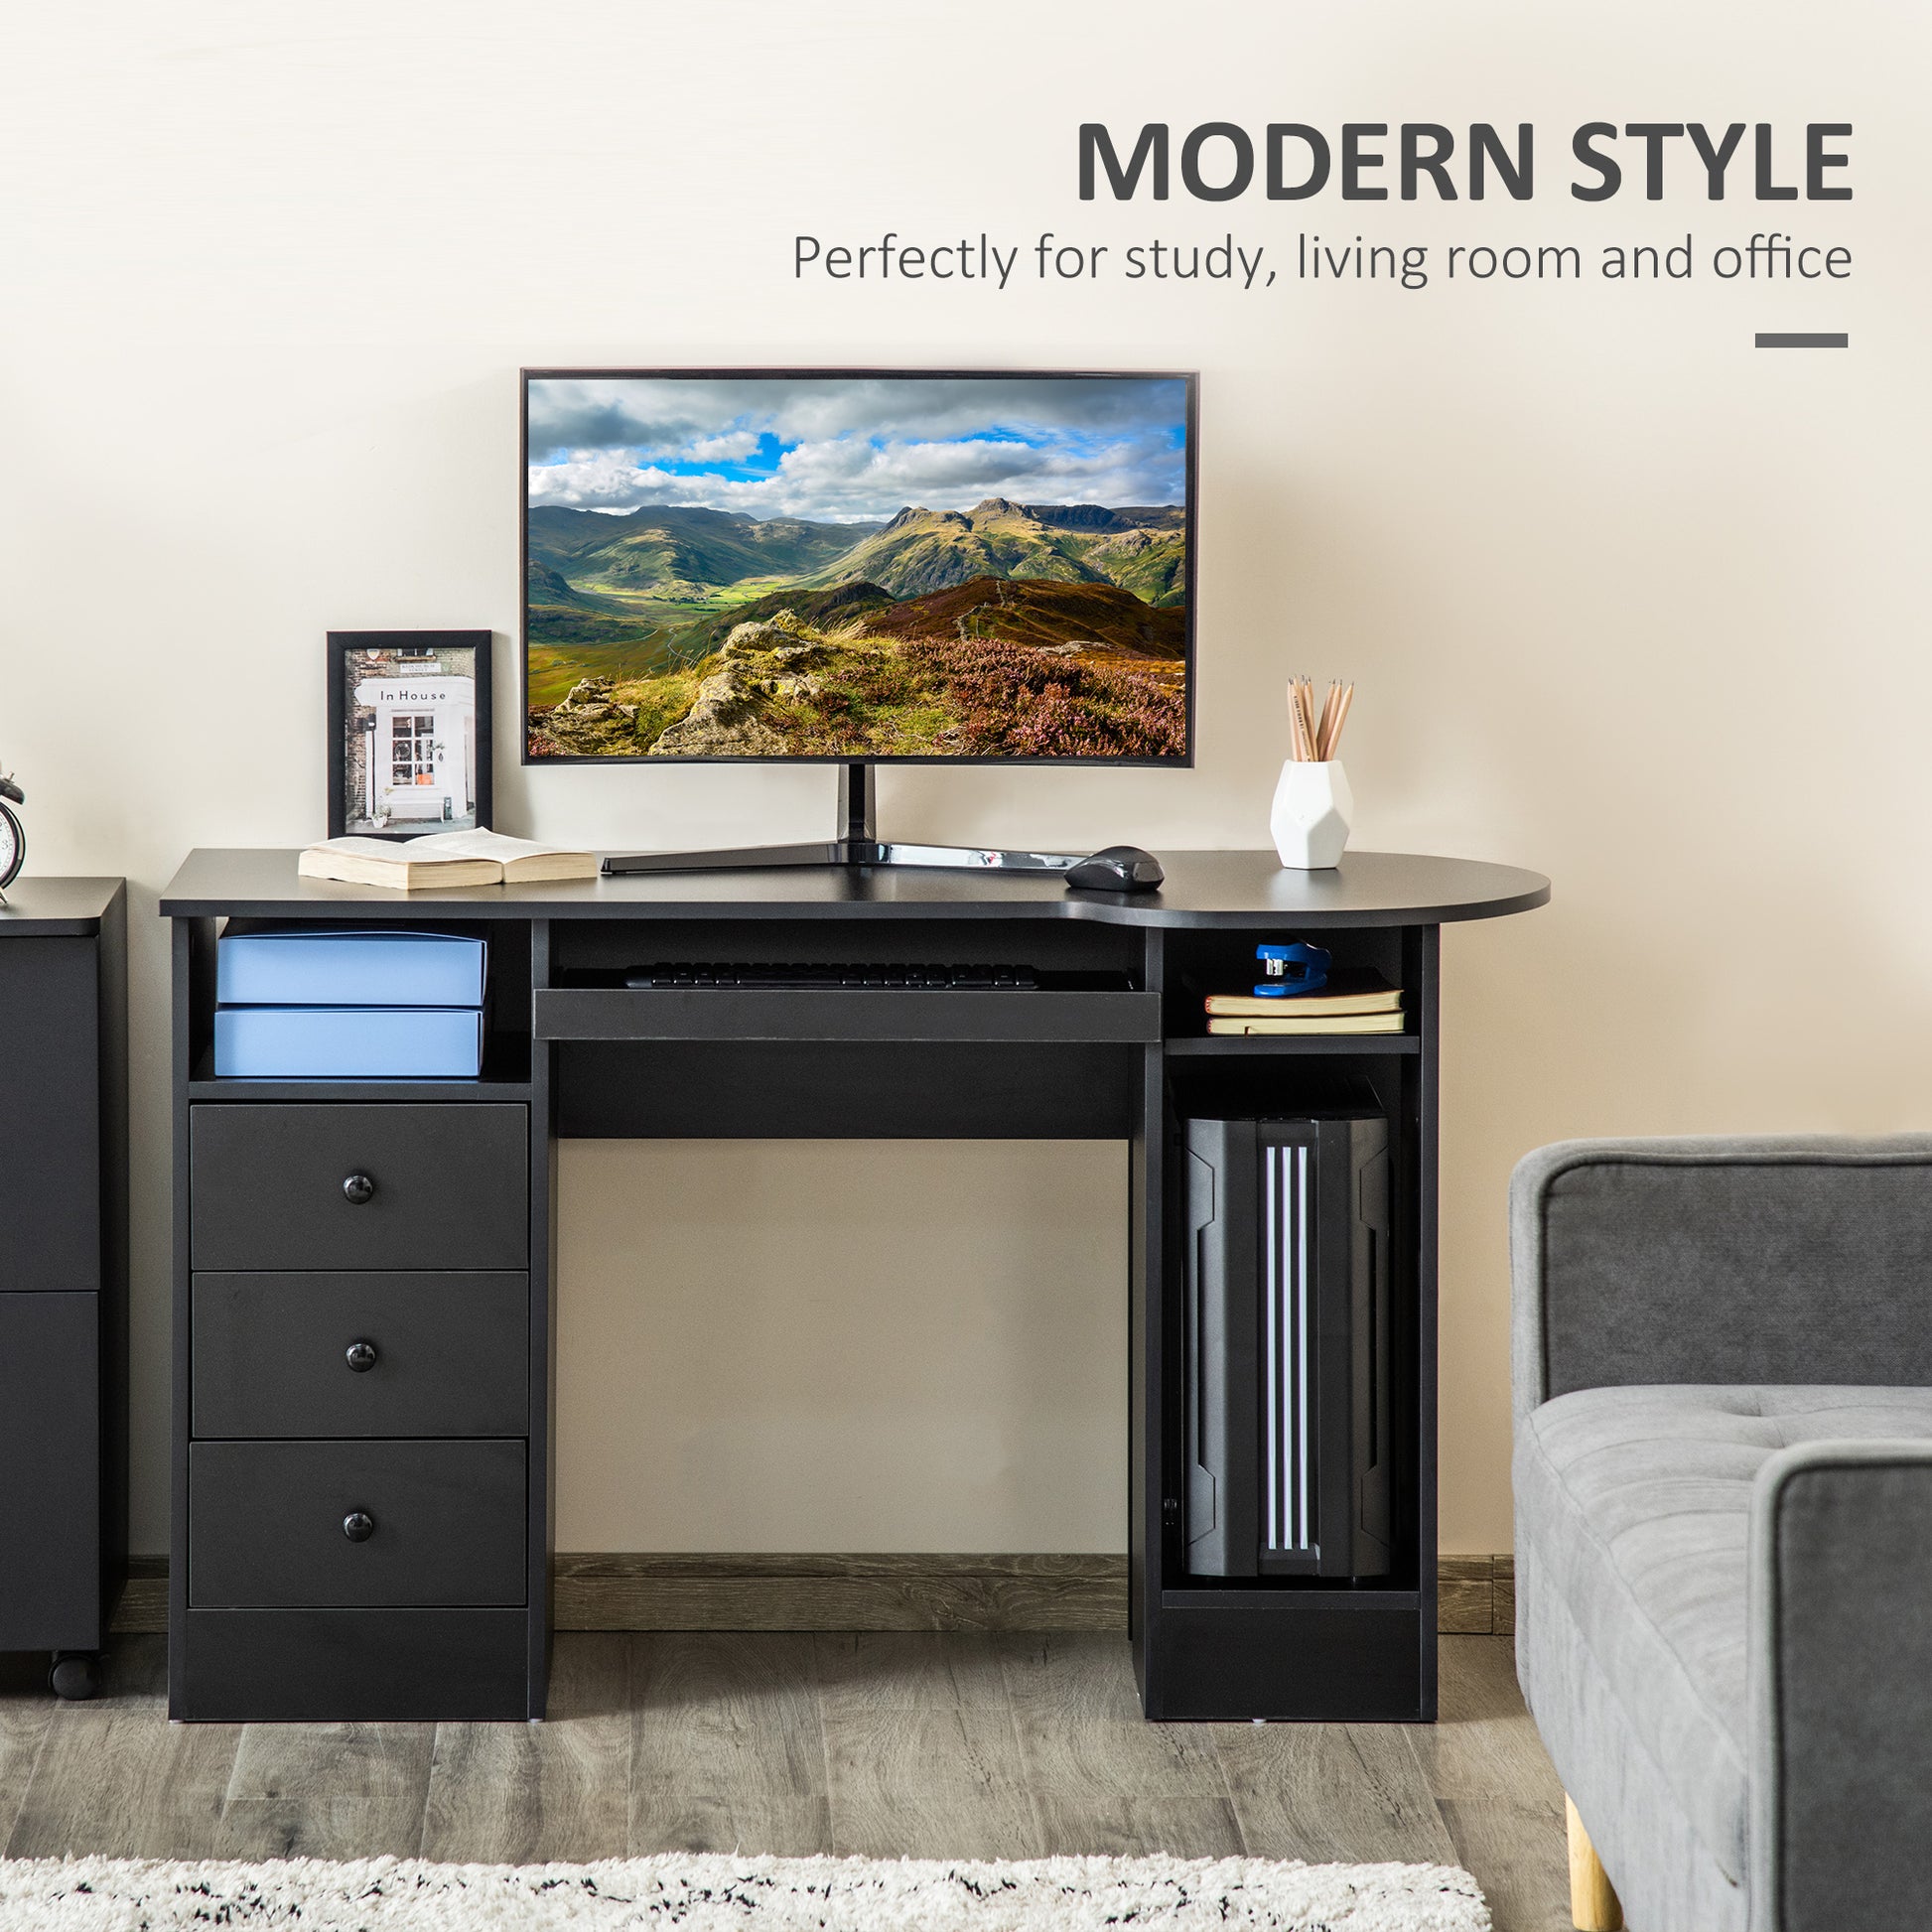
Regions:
[[0, 1633, 1571, 1932]]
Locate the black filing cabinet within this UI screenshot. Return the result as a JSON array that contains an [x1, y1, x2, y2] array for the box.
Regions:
[[0, 880, 128, 1700]]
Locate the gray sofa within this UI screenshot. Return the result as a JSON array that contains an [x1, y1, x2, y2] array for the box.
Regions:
[[1511, 1136, 1932, 1932]]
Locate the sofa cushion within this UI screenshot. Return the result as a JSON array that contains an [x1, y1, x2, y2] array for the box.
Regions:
[[1514, 1384, 1932, 1882]]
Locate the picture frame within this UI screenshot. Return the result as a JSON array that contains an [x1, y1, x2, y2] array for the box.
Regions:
[[327, 629, 493, 839]]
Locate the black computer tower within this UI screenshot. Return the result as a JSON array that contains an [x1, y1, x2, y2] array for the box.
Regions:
[[1183, 1112, 1393, 1580]]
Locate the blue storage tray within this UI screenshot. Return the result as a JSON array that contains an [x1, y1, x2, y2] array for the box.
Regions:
[[212, 1007, 485, 1080], [217, 929, 486, 1009]]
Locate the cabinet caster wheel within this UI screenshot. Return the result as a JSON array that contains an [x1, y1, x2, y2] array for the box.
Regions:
[[49, 1651, 99, 1701]]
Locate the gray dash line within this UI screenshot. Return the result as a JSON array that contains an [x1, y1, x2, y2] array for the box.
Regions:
[[1755, 332, 1849, 348]]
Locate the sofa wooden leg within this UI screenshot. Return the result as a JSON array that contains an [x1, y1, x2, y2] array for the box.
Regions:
[[1566, 1795, 1623, 1931]]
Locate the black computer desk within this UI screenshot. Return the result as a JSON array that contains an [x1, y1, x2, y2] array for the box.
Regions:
[[160, 847, 1548, 1724]]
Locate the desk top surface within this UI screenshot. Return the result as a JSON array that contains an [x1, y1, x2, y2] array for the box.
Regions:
[[161, 848, 1549, 928], [0, 877, 124, 934]]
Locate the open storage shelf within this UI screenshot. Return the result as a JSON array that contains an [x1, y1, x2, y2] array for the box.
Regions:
[[184, 915, 535, 1097], [1157, 921, 1413, 1045]]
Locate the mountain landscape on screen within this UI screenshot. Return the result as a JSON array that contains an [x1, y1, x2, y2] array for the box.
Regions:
[[523, 374, 1191, 759]]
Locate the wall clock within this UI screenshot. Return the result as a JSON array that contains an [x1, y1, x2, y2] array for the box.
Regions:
[[0, 774, 25, 901]]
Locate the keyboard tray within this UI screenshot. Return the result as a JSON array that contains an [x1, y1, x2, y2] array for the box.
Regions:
[[532, 985, 1161, 1044], [623, 961, 1053, 991]]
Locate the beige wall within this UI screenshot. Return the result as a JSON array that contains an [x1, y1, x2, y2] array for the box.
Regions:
[[0, 1, 1919, 1558], [556, 1143, 1127, 1552]]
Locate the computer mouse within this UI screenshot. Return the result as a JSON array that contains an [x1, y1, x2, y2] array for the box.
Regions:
[[1065, 845, 1165, 893]]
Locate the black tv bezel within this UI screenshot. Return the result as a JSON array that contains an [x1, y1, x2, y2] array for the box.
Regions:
[[518, 365, 1198, 768]]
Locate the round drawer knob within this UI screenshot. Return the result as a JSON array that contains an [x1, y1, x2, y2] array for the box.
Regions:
[[343, 1510, 375, 1543], [342, 1173, 375, 1205], [345, 1339, 378, 1374]]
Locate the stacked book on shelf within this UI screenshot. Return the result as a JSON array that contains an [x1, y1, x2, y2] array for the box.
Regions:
[[212, 928, 490, 1078], [1203, 968, 1404, 1036]]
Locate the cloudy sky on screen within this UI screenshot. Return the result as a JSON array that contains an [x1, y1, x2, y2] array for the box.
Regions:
[[526, 374, 1189, 524]]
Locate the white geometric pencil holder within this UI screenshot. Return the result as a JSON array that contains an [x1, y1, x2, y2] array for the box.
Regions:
[[1270, 759, 1353, 870]]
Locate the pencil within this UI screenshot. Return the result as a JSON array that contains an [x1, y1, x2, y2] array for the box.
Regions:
[[1315, 681, 1340, 760], [1326, 682, 1354, 759], [1290, 690, 1310, 761]]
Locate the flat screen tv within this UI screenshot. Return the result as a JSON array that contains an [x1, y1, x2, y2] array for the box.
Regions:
[[521, 369, 1196, 767]]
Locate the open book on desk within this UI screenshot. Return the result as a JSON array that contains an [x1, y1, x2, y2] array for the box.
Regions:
[[299, 830, 597, 890]]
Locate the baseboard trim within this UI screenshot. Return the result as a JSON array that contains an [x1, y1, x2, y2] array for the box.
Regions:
[[555, 1552, 1128, 1633], [110, 1552, 1516, 1638], [1438, 1553, 1516, 1637], [109, 1557, 169, 1635]]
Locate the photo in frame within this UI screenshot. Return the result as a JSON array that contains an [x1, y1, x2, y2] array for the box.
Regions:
[[327, 629, 493, 839]]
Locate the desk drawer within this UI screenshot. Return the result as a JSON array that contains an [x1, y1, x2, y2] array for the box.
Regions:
[[192, 1272, 528, 1440], [189, 1439, 526, 1608], [191, 1104, 527, 1272]]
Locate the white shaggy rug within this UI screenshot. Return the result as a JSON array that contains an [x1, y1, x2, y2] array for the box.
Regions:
[[0, 1853, 1489, 1929]]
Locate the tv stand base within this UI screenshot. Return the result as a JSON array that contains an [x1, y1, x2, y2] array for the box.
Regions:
[[601, 838, 1088, 879], [600, 762, 1087, 880]]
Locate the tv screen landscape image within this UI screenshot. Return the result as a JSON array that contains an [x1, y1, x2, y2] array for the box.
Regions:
[[522, 370, 1194, 763]]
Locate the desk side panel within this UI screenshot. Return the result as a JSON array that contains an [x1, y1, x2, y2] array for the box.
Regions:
[[1128, 928, 1168, 1696], [529, 919, 557, 1717], [1413, 923, 1441, 1720], [98, 886, 130, 1626], [170, 916, 213, 1712]]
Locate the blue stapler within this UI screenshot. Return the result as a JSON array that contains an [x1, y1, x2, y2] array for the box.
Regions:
[[1252, 941, 1330, 997]]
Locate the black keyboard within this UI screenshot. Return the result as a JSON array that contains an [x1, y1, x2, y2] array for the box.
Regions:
[[623, 961, 1040, 990]]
